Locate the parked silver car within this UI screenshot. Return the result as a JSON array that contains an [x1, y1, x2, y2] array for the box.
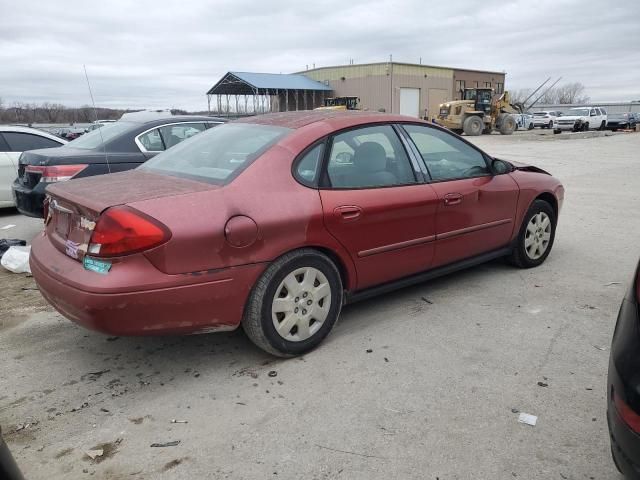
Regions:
[[532, 111, 562, 129]]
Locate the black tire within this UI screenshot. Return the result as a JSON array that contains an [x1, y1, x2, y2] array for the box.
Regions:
[[528, 123, 534, 130], [548, 120, 553, 129], [498, 113, 516, 135], [508, 199, 556, 268], [583, 122, 589, 131], [463, 116, 484, 136], [242, 249, 343, 357]]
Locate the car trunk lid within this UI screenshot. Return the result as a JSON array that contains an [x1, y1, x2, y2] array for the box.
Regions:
[[45, 170, 219, 261]]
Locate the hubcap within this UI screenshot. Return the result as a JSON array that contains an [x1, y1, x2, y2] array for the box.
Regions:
[[271, 267, 331, 342], [524, 212, 552, 260]]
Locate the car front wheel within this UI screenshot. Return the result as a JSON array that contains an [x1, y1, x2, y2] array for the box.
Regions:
[[242, 249, 343, 356], [508, 200, 556, 268]]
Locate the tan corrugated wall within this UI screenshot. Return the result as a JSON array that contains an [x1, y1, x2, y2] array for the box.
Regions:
[[303, 64, 454, 117]]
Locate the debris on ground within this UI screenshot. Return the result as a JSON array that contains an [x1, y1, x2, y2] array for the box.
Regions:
[[0, 239, 25, 259], [170, 419, 188, 424], [85, 449, 104, 460], [366, 349, 373, 353], [421, 297, 433, 304], [604, 282, 621, 286], [537, 381, 549, 387], [0, 224, 17, 230], [150, 441, 180, 448], [268, 370, 278, 377], [593, 345, 607, 351], [517, 412, 538, 426], [1, 245, 30, 273]]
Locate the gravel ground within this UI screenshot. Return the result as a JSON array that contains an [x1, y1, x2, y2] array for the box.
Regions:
[[1, 131, 638, 479]]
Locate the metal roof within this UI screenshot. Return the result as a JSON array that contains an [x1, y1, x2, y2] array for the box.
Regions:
[[207, 71, 332, 96]]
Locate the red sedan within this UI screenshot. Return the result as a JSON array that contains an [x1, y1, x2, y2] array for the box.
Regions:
[[31, 111, 564, 356]]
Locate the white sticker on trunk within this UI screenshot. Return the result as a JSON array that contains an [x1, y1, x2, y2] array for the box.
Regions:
[[65, 240, 80, 259], [80, 217, 96, 231]]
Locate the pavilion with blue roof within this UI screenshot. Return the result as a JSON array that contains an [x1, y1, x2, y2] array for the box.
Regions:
[[206, 71, 333, 115]]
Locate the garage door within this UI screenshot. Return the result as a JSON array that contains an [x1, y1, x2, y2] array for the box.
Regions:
[[399, 88, 420, 118], [428, 88, 449, 122]]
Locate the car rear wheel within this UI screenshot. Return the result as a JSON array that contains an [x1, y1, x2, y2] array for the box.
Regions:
[[242, 249, 343, 357], [583, 122, 590, 131], [599, 120, 606, 130], [548, 120, 553, 129], [508, 200, 556, 268]]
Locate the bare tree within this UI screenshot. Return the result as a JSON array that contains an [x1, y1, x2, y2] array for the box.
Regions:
[[509, 88, 533, 105], [555, 82, 590, 104], [41, 102, 66, 123]]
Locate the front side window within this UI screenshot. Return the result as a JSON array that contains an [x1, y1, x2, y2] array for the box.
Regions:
[[141, 123, 291, 184], [2, 132, 62, 151], [326, 125, 415, 189], [403, 124, 489, 181]]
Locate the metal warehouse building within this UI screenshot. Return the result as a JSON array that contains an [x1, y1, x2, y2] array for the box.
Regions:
[[300, 62, 505, 119]]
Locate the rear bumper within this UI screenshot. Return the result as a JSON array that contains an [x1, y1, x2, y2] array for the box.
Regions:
[[12, 180, 46, 218], [30, 233, 266, 336], [608, 297, 640, 479]]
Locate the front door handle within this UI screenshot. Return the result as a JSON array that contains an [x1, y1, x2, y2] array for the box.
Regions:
[[443, 193, 463, 206], [334, 205, 363, 222]]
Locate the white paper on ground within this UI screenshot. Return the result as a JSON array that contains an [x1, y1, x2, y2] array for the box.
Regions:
[[1, 245, 31, 273], [0, 224, 16, 230], [518, 412, 538, 426]]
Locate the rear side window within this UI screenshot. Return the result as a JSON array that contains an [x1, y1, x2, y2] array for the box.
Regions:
[[2, 132, 62, 151], [0, 134, 10, 152], [326, 125, 416, 188], [294, 143, 324, 187], [159, 123, 206, 149], [403, 124, 489, 181], [138, 128, 164, 151], [141, 123, 291, 184]]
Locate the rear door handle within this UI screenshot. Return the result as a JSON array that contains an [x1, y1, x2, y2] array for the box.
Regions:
[[443, 193, 463, 206], [334, 205, 363, 222]]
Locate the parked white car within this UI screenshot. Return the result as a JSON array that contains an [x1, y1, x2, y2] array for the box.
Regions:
[[0, 126, 67, 208], [532, 110, 562, 129], [555, 107, 608, 132], [514, 113, 534, 130]]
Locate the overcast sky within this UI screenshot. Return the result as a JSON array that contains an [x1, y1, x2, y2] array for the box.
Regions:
[[1, 0, 639, 111]]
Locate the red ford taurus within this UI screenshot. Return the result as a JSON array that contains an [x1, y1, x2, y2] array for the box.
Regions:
[[31, 111, 564, 356]]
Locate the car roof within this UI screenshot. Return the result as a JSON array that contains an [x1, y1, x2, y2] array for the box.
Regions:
[[234, 110, 423, 130], [0, 125, 68, 143], [122, 115, 226, 127]]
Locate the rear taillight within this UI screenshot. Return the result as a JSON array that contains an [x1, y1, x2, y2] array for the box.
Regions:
[[88, 206, 171, 257], [613, 389, 640, 433], [25, 164, 87, 182]]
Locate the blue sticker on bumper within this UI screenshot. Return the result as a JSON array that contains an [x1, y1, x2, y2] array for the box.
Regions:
[[83, 256, 112, 275]]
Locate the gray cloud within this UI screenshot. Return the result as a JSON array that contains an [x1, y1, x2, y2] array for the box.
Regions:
[[1, 0, 639, 110]]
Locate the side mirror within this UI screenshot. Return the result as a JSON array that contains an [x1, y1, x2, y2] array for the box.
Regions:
[[492, 158, 512, 175]]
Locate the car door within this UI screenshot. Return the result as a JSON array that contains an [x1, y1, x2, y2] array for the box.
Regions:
[[401, 124, 519, 268], [318, 124, 440, 290], [0, 134, 16, 204]]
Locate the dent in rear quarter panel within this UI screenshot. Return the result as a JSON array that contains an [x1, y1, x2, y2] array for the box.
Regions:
[[130, 142, 358, 290], [508, 170, 564, 241]]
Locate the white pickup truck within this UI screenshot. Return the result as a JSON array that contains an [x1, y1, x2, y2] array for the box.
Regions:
[[555, 107, 608, 132]]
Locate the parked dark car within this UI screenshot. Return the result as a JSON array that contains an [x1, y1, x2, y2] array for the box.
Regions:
[[31, 111, 564, 356], [13, 115, 224, 217], [608, 259, 640, 478], [0, 426, 24, 480], [606, 113, 638, 131]]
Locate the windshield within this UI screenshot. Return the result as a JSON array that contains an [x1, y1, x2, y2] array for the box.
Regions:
[[568, 109, 590, 116], [141, 123, 291, 184], [64, 121, 135, 149], [533, 112, 549, 116]]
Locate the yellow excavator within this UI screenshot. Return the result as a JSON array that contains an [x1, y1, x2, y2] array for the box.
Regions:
[[437, 88, 522, 136], [315, 96, 360, 111]]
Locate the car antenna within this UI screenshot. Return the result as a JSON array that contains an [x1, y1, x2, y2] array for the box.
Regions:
[[83, 64, 111, 174]]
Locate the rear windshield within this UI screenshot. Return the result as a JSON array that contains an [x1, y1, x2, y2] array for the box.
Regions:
[[533, 112, 549, 116], [64, 121, 135, 150], [140, 123, 291, 184]]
